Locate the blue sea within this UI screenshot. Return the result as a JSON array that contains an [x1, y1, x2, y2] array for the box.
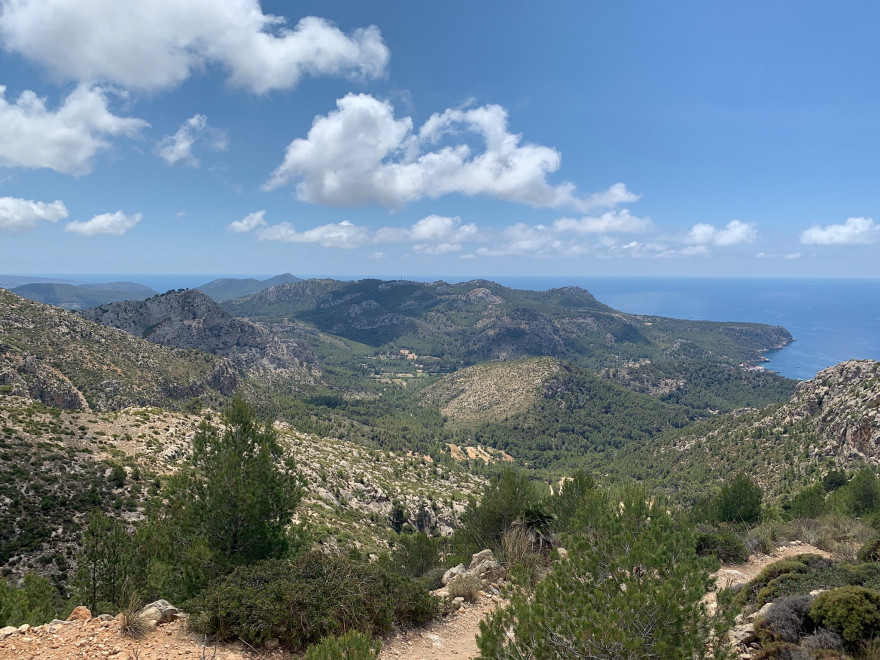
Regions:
[[32, 274, 880, 382]]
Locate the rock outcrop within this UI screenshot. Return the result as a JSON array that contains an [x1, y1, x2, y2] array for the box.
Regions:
[[80, 289, 316, 376]]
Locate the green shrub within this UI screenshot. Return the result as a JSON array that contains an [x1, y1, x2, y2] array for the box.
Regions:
[[809, 586, 880, 645], [0, 574, 57, 627], [186, 552, 437, 651], [388, 532, 440, 578], [303, 631, 381, 660], [735, 560, 811, 608], [713, 473, 763, 525], [695, 525, 749, 563], [478, 487, 723, 659], [447, 574, 482, 603], [858, 537, 880, 563]]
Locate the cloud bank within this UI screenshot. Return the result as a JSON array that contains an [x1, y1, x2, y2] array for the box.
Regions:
[[0, 197, 68, 233], [0, 84, 147, 175], [265, 94, 638, 212], [0, 2, 389, 93]]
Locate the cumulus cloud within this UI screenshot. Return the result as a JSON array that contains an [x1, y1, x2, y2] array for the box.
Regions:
[[66, 210, 141, 236], [265, 93, 638, 212], [156, 114, 227, 167], [686, 219, 757, 246], [0, 2, 389, 93], [228, 210, 267, 233], [800, 217, 880, 245], [375, 215, 480, 253], [0, 84, 147, 175], [475, 223, 573, 258], [0, 197, 68, 233], [257, 220, 370, 249], [552, 209, 652, 234]]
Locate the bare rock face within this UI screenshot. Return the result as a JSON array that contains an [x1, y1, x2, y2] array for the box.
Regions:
[[80, 289, 315, 376], [783, 360, 880, 463], [0, 346, 89, 410]]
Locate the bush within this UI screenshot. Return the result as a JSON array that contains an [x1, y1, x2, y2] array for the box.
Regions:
[[454, 469, 539, 555], [447, 574, 482, 603], [809, 586, 880, 645], [754, 595, 812, 644], [858, 537, 880, 563], [0, 574, 57, 627], [303, 631, 381, 660], [388, 532, 440, 578], [714, 473, 763, 525], [800, 628, 844, 652], [186, 552, 437, 651], [478, 487, 724, 659], [695, 525, 749, 563]]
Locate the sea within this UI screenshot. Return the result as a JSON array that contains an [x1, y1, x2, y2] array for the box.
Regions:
[[27, 274, 880, 382]]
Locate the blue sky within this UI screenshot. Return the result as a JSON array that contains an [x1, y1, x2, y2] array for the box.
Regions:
[[1, 0, 878, 278]]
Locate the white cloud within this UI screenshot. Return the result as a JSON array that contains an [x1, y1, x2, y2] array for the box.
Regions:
[[475, 223, 573, 258], [375, 215, 480, 253], [265, 93, 637, 212], [227, 210, 267, 233], [0, 2, 389, 93], [800, 217, 880, 245], [686, 219, 757, 246], [0, 84, 147, 175], [257, 220, 370, 249], [552, 209, 652, 234], [66, 210, 141, 236], [0, 197, 68, 233], [156, 114, 227, 167]]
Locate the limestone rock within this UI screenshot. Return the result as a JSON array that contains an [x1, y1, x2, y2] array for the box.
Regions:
[[441, 564, 467, 586], [66, 606, 92, 622], [139, 599, 180, 625]]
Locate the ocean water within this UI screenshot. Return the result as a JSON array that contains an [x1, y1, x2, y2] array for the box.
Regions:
[[37, 274, 880, 381], [493, 277, 880, 381]]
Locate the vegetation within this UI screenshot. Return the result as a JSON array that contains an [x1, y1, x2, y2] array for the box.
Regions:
[[185, 553, 437, 651], [303, 631, 381, 660], [477, 486, 726, 659]]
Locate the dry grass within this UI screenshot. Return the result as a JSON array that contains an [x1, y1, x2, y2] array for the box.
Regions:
[[120, 596, 149, 639], [447, 574, 482, 603]]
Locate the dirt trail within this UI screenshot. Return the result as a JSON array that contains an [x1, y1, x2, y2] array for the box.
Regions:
[[380, 596, 500, 660]]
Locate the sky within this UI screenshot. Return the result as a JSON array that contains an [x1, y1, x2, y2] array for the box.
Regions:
[[0, 0, 879, 279]]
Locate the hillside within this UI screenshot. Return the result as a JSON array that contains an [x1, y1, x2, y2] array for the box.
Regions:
[[0, 289, 236, 411], [79, 289, 317, 378], [616, 359, 880, 499], [196, 273, 301, 302], [223, 278, 793, 369], [12, 282, 157, 310], [0, 395, 483, 593]]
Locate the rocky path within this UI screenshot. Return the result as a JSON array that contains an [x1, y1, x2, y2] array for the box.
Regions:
[[380, 596, 500, 660]]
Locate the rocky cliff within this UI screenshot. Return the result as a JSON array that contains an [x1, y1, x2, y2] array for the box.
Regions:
[[0, 289, 236, 411], [80, 289, 316, 378]]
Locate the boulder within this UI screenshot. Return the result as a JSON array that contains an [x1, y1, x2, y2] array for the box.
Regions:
[[441, 563, 467, 587], [0, 626, 17, 639], [139, 599, 180, 626], [66, 606, 92, 622], [473, 559, 505, 584], [469, 549, 494, 570]]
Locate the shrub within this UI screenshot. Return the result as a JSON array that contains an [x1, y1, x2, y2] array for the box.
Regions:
[[186, 552, 437, 651], [695, 525, 749, 563], [858, 537, 880, 563], [800, 628, 844, 652], [754, 595, 812, 644], [809, 586, 880, 645], [735, 560, 810, 608], [753, 642, 810, 660], [388, 532, 440, 578], [0, 574, 57, 627], [478, 487, 724, 659], [303, 631, 381, 660], [447, 574, 482, 603], [714, 473, 763, 525]]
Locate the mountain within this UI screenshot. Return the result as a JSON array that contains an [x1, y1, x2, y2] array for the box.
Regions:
[[195, 273, 302, 302], [11, 282, 158, 310], [0, 276, 74, 289], [0, 288, 236, 411], [616, 359, 880, 499], [79, 289, 316, 377], [223, 278, 793, 369]]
